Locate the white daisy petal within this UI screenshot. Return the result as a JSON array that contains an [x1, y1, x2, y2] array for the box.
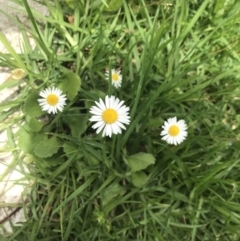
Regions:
[[118, 119, 130, 125], [92, 121, 105, 129], [95, 99, 105, 110], [112, 122, 120, 134], [112, 97, 120, 110], [106, 124, 112, 137], [96, 123, 105, 134], [38, 87, 67, 114], [116, 121, 126, 130], [90, 106, 103, 115], [160, 130, 168, 136], [105, 95, 110, 109], [57, 106, 63, 112], [102, 126, 107, 137], [90, 116, 103, 122], [160, 117, 188, 145], [89, 95, 130, 137], [116, 100, 125, 110], [117, 105, 130, 112]]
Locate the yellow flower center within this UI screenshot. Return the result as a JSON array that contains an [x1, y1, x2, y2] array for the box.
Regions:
[[112, 73, 119, 81], [168, 125, 180, 137], [47, 94, 59, 106], [102, 109, 118, 124]]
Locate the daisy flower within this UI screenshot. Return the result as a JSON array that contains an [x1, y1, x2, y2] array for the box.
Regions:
[[105, 69, 122, 88], [89, 95, 130, 137], [38, 87, 67, 114], [160, 117, 187, 145], [11, 68, 26, 80]]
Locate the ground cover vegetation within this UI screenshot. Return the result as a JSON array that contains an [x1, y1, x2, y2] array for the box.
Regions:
[[1, 0, 240, 240]]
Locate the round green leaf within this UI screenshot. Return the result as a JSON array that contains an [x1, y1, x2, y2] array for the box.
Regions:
[[86, 154, 99, 165], [62, 110, 88, 137], [24, 90, 44, 117], [131, 171, 148, 187], [34, 136, 60, 158], [102, 183, 125, 206], [18, 127, 35, 154], [43, 154, 65, 167], [59, 71, 81, 101], [126, 152, 156, 172], [149, 117, 163, 128], [28, 117, 45, 132]]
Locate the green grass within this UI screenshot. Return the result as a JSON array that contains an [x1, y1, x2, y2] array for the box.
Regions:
[[1, 0, 240, 240]]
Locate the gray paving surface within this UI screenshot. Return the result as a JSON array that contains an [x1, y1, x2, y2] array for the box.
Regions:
[[0, 0, 48, 234]]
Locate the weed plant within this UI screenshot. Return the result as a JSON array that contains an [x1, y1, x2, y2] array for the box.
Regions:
[[1, 0, 240, 240]]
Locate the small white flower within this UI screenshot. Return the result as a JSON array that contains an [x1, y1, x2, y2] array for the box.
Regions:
[[105, 69, 122, 88], [89, 95, 130, 137], [38, 87, 67, 114], [160, 117, 187, 145]]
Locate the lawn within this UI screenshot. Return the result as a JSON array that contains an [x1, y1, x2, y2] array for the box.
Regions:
[[1, 0, 240, 240]]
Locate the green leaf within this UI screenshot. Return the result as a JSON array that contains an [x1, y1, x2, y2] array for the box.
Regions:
[[25, 153, 64, 168], [126, 152, 155, 172], [102, 182, 125, 206], [85, 90, 106, 109], [213, 0, 225, 14], [89, 89, 106, 99], [27, 117, 45, 132], [104, 0, 123, 12], [63, 142, 83, 160], [149, 117, 163, 128], [0, 79, 21, 91], [18, 127, 35, 153], [85, 153, 99, 165], [24, 90, 44, 117], [34, 136, 60, 158], [62, 110, 88, 137], [65, 0, 81, 9], [59, 71, 81, 101], [43, 154, 65, 167], [18, 127, 47, 154], [131, 171, 148, 187], [65, 0, 74, 9]]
